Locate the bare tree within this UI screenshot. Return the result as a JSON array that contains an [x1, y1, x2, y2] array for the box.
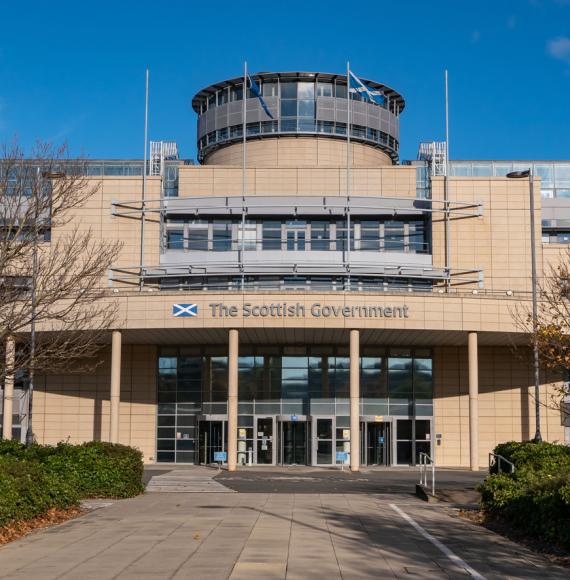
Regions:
[[0, 141, 122, 441], [513, 249, 570, 425]]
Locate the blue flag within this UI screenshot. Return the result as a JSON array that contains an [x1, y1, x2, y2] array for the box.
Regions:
[[348, 71, 386, 106], [172, 303, 198, 317], [247, 74, 274, 119]]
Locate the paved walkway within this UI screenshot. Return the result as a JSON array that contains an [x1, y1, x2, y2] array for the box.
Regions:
[[0, 487, 566, 579], [146, 467, 235, 493], [216, 466, 486, 495]]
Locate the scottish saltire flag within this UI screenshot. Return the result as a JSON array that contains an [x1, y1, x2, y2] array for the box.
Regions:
[[172, 303, 198, 317], [348, 71, 386, 106], [247, 74, 274, 119]]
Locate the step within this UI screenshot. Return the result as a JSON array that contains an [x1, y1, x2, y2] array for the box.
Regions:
[[146, 471, 235, 493]]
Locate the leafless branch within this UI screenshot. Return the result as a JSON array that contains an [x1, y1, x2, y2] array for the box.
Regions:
[[0, 141, 122, 377]]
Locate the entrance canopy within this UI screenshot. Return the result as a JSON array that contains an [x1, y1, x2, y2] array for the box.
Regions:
[[119, 327, 528, 347]]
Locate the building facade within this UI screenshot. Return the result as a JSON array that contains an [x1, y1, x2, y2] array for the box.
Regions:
[[1, 71, 568, 470]]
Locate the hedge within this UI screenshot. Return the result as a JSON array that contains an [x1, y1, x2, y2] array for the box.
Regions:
[[479, 441, 570, 548], [0, 440, 144, 529], [491, 440, 570, 476]]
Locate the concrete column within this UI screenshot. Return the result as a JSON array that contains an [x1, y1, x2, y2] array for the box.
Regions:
[[468, 331, 479, 471], [350, 329, 360, 472], [2, 336, 16, 440], [227, 329, 239, 472], [109, 330, 122, 444]]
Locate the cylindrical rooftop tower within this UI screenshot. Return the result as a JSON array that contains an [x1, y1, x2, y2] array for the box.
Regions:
[[192, 71, 405, 167]]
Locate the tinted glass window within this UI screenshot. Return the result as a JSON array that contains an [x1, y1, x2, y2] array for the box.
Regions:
[[167, 231, 184, 250], [317, 82, 333, 97], [188, 226, 208, 251], [311, 221, 329, 250], [298, 100, 315, 117], [335, 83, 347, 98], [297, 82, 314, 99], [360, 221, 380, 251], [556, 165, 570, 187], [280, 82, 297, 98], [262, 81, 277, 96], [384, 221, 405, 251], [213, 221, 232, 251], [281, 100, 297, 117], [262, 221, 281, 250], [230, 85, 243, 101]]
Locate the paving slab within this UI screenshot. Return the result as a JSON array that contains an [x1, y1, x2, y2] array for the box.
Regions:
[[146, 467, 235, 493], [0, 487, 567, 579]]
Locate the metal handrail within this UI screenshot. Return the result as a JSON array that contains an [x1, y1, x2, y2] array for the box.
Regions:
[[488, 453, 515, 474], [418, 452, 435, 496]]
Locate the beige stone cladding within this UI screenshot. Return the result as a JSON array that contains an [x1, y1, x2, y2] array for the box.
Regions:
[[542, 243, 568, 276], [54, 175, 162, 279], [33, 345, 157, 462], [111, 291, 520, 334], [20, 142, 568, 466], [203, 137, 392, 167], [434, 346, 565, 468], [177, 162, 416, 199], [431, 176, 541, 293]]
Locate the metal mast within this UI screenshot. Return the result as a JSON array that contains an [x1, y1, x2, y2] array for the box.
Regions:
[[139, 68, 149, 290]]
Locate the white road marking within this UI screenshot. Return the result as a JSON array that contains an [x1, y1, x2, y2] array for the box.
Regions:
[[389, 504, 486, 580]]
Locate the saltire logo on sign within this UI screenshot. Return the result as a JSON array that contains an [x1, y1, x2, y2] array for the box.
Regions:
[[172, 304, 198, 317]]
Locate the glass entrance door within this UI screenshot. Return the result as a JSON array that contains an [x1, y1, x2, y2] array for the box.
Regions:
[[198, 421, 227, 465], [365, 422, 391, 466], [279, 420, 308, 465], [255, 416, 275, 465], [312, 417, 335, 466]]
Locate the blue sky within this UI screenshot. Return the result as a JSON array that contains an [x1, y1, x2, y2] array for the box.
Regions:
[[0, 0, 569, 162]]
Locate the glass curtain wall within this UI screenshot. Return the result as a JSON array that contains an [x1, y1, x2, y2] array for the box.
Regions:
[[164, 218, 430, 254], [157, 346, 433, 465], [158, 275, 433, 293], [196, 77, 400, 159]]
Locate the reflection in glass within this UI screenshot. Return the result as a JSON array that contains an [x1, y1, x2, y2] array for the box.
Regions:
[[317, 441, 333, 464], [280, 99, 297, 117], [297, 82, 315, 99], [256, 417, 274, 464], [280, 82, 297, 98], [397, 441, 412, 464], [282, 421, 307, 465], [317, 418, 333, 439]]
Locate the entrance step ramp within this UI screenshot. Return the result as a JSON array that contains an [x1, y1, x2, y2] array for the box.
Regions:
[[146, 468, 236, 493]]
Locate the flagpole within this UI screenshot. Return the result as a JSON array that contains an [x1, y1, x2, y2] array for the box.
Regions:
[[140, 67, 149, 290], [242, 61, 247, 198], [241, 61, 247, 290], [346, 61, 351, 291], [444, 69, 450, 291]]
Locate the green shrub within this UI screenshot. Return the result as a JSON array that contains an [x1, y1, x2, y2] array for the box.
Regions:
[[0, 440, 144, 529], [0, 459, 79, 527], [492, 440, 570, 476], [479, 473, 526, 509], [0, 439, 29, 459], [480, 441, 570, 548], [42, 442, 144, 498]]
